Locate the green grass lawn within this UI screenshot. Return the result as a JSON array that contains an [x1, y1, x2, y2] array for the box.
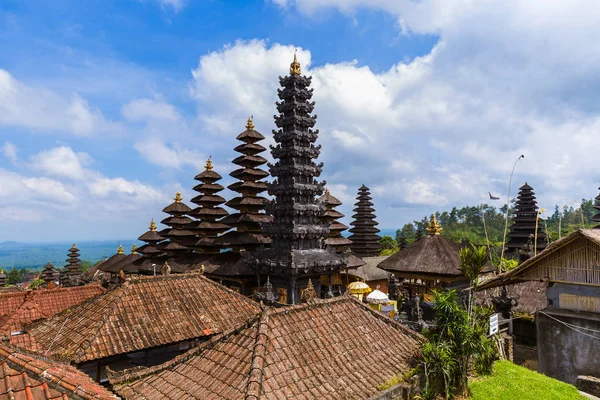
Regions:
[[469, 360, 586, 400]]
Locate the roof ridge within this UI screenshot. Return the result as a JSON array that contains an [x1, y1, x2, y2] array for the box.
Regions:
[[128, 272, 261, 309], [71, 281, 132, 363], [345, 294, 425, 343], [244, 313, 270, 399], [107, 314, 262, 386]]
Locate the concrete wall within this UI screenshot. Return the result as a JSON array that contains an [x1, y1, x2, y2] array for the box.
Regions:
[[537, 307, 600, 384]]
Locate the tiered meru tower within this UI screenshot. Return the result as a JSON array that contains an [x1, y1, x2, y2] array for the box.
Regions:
[[65, 244, 82, 285], [158, 192, 194, 255], [349, 185, 382, 257], [137, 219, 164, 261], [248, 54, 347, 304], [217, 118, 272, 251], [187, 158, 230, 253], [505, 183, 547, 255], [318, 189, 352, 253]]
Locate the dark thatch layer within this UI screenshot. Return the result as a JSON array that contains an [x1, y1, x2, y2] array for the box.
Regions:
[[378, 235, 463, 276], [475, 281, 548, 315]]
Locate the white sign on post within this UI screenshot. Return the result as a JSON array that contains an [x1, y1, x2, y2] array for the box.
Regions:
[[489, 313, 499, 336]]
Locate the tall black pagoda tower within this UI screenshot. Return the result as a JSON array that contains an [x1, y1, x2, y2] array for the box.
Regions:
[[349, 185, 382, 257], [505, 183, 547, 255], [248, 54, 346, 304]]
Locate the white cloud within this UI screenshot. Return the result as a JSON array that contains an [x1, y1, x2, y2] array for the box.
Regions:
[[29, 146, 93, 181], [135, 137, 206, 170], [189, 6, 600, 227], [0, 142, 17, 164], [0, 69, 121, 136], [87, 177, 163, 202], [122, 98, 181, 122], [0, 169, 76, 205], [157, 0, 187, 12]]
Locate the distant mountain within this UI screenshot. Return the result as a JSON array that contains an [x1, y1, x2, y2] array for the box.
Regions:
[[0, 240, 135, 270], [0, 241, 22, 247]]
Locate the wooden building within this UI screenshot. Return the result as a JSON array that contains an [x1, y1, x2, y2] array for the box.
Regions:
[[108, 295, 423, 400], [478, 228, 600, 384]]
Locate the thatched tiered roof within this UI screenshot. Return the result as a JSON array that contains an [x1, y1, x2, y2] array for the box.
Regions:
[[187, 158, 230, 253], [348, 185, 381, 257], [159, 192, 194, 255], [505, 183, 547, 255], [217, 118, 272, 251], [318, 189, 352, 253]]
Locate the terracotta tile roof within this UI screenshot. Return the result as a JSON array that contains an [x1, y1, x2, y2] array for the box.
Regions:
[[0, 285, 106, 350], [28, 272, 262, 363], [109, 296, 423, 400], [0, 343, 119, 400]]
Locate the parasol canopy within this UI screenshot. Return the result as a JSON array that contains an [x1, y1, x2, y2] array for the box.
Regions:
[[348, 280, 372, 295], [366, 289, 389, 304]]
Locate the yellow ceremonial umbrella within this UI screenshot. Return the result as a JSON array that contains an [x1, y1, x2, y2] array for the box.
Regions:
[[348, 280, 372, 300]]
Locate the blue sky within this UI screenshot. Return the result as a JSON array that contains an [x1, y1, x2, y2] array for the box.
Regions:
[[1, 0, 600, 242]]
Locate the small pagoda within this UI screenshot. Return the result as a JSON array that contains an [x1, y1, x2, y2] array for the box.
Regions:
[[348, 185, 382, 257], [159, 192, 194, 255], [187, 158, 230, 254], [317, 188, 353, 254], [41, 261, 56, 286], [217, 117, 272, 252], [592, 186, 600, 228], [137, 219, 164, 261], [0, 269, 6, 286], [65, 244, 82, 286], [505, 183, 547, 255], [248, 54, 346, 304]]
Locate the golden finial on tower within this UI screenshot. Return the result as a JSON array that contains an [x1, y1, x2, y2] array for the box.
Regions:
[[325, 187, 330, 196], [290, 50, 301, 75], [426, 214, 443, 236], [117, 244, 124, 255], [174, 191, 182, 203], [131, 243, 138, 255], [149, 219, 157, 232], [246, 115, 255, 130], [205, 157, 213, 171]]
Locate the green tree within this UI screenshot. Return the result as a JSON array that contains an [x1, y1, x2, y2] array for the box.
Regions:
[[420, 290, 496, 399], [6, 268, 21, 285]]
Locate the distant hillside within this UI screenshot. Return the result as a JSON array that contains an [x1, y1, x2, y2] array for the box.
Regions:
[[0, 240, 135, 270]]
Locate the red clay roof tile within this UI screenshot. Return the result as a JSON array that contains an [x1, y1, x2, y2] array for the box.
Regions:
[[109, 295, 423, 399], [28, 273, 261, 363]]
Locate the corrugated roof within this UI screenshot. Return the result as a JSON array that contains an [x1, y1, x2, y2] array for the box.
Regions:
[[27, 272, 261, 363], [109, 295, 423, 400]]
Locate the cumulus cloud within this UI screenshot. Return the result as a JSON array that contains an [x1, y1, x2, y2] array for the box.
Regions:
[[0, 142, 17, 164], [29, 146, 93, 181], [135, 137, 206, 170], [0, 69, 121, 136], [122, 98, 181, 122], [190, 3, 600, 227]]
